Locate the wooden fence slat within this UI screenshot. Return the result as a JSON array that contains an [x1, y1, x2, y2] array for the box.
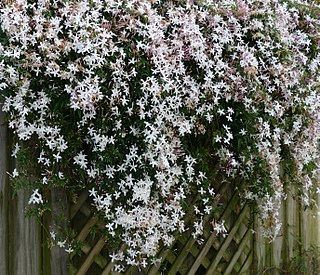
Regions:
[[186, 232, 216, 275], [50, 187, 69, 275], [75, 242, 108, 270], [0, 103, 9, 274], [77, 215, 99, 242], [1, 105, 49, 275], [94, 253, 108, 270], [223, 226, 252, 274], [76, 238, 106, 275], [286, 191, 299, 260], [239, 248, 253, 273], [101, 244, 127, 275], [9, 189, 41, 275], [187, 192, 241, 275], [205, 204, 249, 274], [79, 201, 92, 217], [69, 263, 78, 275], [71, 190, 89, 219], [168, 236, 196, 275], [67, 178, 320, 274]]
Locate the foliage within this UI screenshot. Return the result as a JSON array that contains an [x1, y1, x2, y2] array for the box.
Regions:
[[286, 246, 320, 274], [262, 245, 320, 274], [0, 0, 319, 269]]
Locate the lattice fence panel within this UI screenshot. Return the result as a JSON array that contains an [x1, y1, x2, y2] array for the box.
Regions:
[[69, 184, 254, 275]]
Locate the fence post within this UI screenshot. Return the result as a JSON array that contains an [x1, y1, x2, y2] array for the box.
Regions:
[[0, 103, 9, 274], [49, 187, 69, 275], [0, 103, 42, 275]]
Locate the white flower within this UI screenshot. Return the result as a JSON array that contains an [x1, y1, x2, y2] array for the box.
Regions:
[[28, 189, 43, 205], [57, 240, 66, 248], [11, 168, 19, 178], [11, 143, 20, 158], [73, 151, 88, 169], [65, 246, 74, 253], [212, 220, 228, 237], [50, 230, 56, 240]]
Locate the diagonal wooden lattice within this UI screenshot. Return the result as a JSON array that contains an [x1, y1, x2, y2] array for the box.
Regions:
[[69, 184, 253, 275]]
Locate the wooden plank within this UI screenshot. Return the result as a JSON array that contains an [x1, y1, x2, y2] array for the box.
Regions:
[[271, 231, 284, 270], [168, 236, 196, 275], [94, 253, 108, 269], [187, 192, 240, 275], [69, 263, 78, 275], [0, 103, 9, 274], [49, 187, 69, 275], [77, 215, 99, 242], [79, 201, 92, 217], [76, 238, 106, 275], [223, 226, 252, 274], [102, 261, 115, 275], [71, 190, 89, 219], [220, 189, 241, 220], [286, 190, 299, 260], [76, 240, 107, 268], [147, 247, 171, 274], [205, 204, 249, 274], [42, 211, 52, 275], [166, 250, 177, 264], [1, 105, 44, 275], [9, 188, 41, 275], [146, 197, 200, 275], [253, 188, 314, 273], [270, 199, 285, 271], [199, 253, 211, 269], [186, 232, 216, 275], [316, 194, 320, 251], [239, 249, 253, 274], [253, 215, 266, 273], [301, 198, 319, 252]]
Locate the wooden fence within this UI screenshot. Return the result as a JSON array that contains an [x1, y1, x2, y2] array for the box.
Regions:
[[1, 106, 320, 275], [0, 105, 71, 275], [68, 186, 320, 274], [69, 181, 252, 274], [254, 189, 320, 274]]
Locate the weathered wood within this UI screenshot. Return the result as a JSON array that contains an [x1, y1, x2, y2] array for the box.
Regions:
[[67, 180, 320, 274], [0, 103, 9, 274], [223, 227, 252, 274], [49, 187, 69, 275], [284, 189, 299, 262], [301, 195, 319, 252], [9, 189, 41, 275], [239, 249, 253, 273], [187, 192, 241, 275], [77, 215, 99, 242], [205, 204, 249, 274], [101, 261, 115, 275], [252, 188, 320, 274], [76, 238, 105, 275], [316, 194, 320, 244], [1, 103, 42, 275], [168, 236, 196, 275], [70, 190, 89, 219]]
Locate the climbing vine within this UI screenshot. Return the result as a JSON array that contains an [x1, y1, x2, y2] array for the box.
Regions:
[[0, 0, 319, 269]]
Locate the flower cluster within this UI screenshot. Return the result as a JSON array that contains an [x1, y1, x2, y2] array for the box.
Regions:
[[0, 0, 319, 267]]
